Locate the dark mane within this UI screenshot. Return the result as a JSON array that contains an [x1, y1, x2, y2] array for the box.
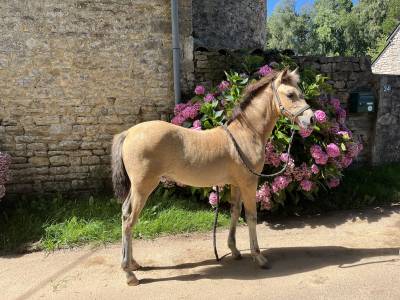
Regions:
[[227, 71, 278, 124]]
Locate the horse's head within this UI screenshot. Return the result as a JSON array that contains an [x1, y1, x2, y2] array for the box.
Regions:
[[272, 69, 314, 129]]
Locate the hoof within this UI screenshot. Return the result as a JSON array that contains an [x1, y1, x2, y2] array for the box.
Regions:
[[131, 261, 142, 271], [126, 272, 139, 286], [122, 261, 142, 272], [232, 251, 242, 260], [254, 254, 270, 269], [260, 260, 271, 269]]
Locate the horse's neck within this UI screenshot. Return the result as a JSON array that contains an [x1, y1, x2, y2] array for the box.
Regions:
[[229, 86, 279, 145]]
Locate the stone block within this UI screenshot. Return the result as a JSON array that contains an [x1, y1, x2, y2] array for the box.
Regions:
[[27, 143, 47, 151], [82, 156, 100, 165], [29, 157, 50, 166], [49, 155, 70, 166]]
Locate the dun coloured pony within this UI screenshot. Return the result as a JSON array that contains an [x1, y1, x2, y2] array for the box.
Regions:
[[111, 68, 314, 285]]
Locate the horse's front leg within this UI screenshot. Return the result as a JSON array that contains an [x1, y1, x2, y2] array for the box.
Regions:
[[228, 185, 242, 259], [240, 182, 270, 269]]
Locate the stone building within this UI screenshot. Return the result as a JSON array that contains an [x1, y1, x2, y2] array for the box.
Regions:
[[372, 24, 400, 75], [0, 0, 266, 197]]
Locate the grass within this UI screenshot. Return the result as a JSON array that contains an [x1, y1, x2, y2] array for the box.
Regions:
[[324, 163, 400, 209], [1, 163, 399, 254], [0, 188, 230, 253]]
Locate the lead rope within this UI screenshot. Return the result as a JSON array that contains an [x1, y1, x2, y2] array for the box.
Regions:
[[212, 80, 311, 261], [213, 186, 220, 261]]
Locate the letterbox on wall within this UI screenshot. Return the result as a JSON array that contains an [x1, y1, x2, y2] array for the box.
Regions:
[[349, 91, 375, 113]]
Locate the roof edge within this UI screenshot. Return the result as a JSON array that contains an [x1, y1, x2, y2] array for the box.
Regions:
[[387, 23, 400, 42], [372, 23, 400, 68]]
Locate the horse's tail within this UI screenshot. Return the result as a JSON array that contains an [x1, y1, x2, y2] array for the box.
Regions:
[[111, 131, 130, 202]]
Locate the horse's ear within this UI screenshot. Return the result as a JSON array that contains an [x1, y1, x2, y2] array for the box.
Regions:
[[275, 68, 289, 86], [289, 68, 300, 84], [276, 68, 300, 85]]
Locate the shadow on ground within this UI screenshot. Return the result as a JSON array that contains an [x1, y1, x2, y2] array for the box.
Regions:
[[140, 246, 400, 284], [263, 204, 400, 230]]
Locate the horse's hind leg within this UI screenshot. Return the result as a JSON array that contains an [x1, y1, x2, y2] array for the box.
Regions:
[[228, 185, 242, 259], [121, 179, 159, 286], [121, 192, 141, 272]]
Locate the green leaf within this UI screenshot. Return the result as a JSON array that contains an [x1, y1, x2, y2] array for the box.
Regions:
[[215, 110, 224, 118]]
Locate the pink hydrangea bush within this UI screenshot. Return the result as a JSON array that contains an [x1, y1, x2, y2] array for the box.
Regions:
[[0, 152, 12, 200], [168, 62, 363, 212]]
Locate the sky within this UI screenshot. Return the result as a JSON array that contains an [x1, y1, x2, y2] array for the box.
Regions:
[[267, 0, 359, 16]]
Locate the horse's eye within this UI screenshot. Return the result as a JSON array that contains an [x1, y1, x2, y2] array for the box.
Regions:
[[287, 93, 295, 99]]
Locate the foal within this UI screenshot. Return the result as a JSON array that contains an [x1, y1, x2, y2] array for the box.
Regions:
[[111, 69, 314, 285]]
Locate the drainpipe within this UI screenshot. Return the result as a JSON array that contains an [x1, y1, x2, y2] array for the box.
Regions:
[[171, 0, 181, 104]]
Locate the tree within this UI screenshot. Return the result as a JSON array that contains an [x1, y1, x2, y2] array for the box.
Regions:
[[265, 0, 399, 57], [266, 0, 316, 55], [312, 0, 355, 56], [382, 0, 400, 34]]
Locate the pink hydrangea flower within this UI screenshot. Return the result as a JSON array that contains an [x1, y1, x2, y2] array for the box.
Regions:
[[181, 103, 201, 119], [192, 120, 202, 130], [311, 164, 319, 174], [300, 127, 313, 138], [290, 167, 304, 181], [316, 154, 328, 165], [265, 142, 281, 167], [272, 176, 291, 193], [314, 110, 327, 123], [204, 93, 215, 103], [300, 163, 312, 179], [218, 81, 230, 92], [340, 155, 353, 168], [310, 145, 322, 157], [300, 179, 313, 191], [280, 153, 290, 162], [310, 145, 329, 165], [171, 114, 186, 126], [347, 142, 363, 158], [194, 85, 205, 95], [261, 200, 272, 211], [330, 98, 341, 110], [327, 178, 340, 189], [209, 192, 218, 206], [258, 64, 273, 77], [337, 108, 347, 124], [326, 143, 341, 158], [174, 103, 189, 116], [256, 183, 271, 203], [330, 121, 340, 134]]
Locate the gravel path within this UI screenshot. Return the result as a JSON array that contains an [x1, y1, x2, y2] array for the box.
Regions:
[[1, 205, 400, 300]]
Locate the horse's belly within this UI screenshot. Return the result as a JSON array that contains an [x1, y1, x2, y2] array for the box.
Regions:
[[166, 166, 230, 188]]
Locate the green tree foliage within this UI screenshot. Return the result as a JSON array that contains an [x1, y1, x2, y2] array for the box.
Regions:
[[312, 0, 354, 55], [266, 0, 400, 57], [383, 0, 400, 34], [266, 0, 317, 55]]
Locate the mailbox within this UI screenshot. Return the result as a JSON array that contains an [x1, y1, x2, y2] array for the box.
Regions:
[[349, 92, 375, 113]]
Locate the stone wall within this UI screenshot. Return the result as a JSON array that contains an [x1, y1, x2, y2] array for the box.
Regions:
[[295, 56, 379, 163], [192, 0, 266, 50], [372, 76, 400, 164], [193, 51, 380, 163], [0, 0, 192, 197]]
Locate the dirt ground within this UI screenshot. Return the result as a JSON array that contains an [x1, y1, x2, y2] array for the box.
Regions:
[[1, 205, 400, 300]]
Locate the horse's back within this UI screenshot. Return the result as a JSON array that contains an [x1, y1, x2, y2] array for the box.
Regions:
[[120, 120, 231, 185]]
